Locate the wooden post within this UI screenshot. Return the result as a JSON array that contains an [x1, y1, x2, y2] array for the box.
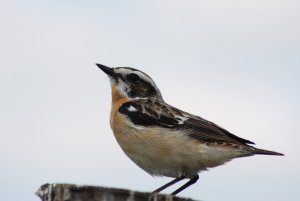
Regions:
[[36, 183, 197, 201]]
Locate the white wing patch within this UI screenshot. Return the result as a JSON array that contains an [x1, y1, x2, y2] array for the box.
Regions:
[[174, 115, 188, 124], [127, 105, 138, 112]]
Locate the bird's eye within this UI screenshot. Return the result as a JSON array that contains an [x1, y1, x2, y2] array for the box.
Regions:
[[127, 73, 139, 82]]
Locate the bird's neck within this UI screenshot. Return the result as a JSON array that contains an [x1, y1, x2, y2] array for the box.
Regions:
[[111, 85, 129, 105]]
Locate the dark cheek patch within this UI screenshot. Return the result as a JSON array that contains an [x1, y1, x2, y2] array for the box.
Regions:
[[128, 80, 157, 98]]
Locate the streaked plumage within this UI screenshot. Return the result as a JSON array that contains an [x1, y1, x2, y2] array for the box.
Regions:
[[96, 63, 283, 196]]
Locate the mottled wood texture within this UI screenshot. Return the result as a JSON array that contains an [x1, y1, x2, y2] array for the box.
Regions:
[[36, 183, 197, 201]]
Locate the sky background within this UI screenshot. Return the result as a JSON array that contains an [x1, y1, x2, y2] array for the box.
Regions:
[[0, 0, 299, 201]]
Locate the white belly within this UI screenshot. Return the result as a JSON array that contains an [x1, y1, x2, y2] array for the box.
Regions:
[[116, 129, 242, 178], [111, 112, 244, 178]]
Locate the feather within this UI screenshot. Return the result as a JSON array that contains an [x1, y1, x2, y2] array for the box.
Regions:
[[118, 99, 254, 145]]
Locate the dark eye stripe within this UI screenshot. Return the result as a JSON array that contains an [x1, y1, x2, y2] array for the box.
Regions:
[[127, 73, 139, 82]]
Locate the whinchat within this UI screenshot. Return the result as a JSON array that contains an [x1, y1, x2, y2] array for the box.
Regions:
[[96, 63, 283, 196]]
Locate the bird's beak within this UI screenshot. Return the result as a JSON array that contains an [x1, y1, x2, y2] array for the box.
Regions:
[[96, 63, 116, 78]]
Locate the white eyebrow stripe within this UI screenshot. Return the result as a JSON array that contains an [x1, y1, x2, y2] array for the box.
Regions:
[[114, 67, 163, 99], [133, 71, 153, 83], [115, 68, 154, 85]]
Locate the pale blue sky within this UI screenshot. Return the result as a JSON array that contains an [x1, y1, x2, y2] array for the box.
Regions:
[[0, 1, 299, 201]]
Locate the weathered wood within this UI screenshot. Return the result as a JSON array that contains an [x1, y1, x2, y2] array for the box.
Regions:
[[36, 183, 197, 201]]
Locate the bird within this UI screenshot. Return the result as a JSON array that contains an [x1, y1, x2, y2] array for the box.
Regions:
[[96, 63, 284, 196]]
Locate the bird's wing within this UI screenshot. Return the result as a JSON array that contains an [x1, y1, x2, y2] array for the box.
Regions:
[[118, 99, 179, 128], [118, 99, 254, 145], [172, 107, 255, 145]]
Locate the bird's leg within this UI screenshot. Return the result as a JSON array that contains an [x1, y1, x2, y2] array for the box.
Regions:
[[152, 176, 185, 194], [171, 175, 199, 195]]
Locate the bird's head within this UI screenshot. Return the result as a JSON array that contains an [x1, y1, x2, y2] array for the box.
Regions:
[[96, 64, 163, 100]]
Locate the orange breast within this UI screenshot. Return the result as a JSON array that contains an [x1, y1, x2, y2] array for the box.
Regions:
[[110, 84, 130, 136], [108, 84, 215, 177]]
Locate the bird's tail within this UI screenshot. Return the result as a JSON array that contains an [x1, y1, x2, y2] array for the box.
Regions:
[[254, 148, 284, 156]]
